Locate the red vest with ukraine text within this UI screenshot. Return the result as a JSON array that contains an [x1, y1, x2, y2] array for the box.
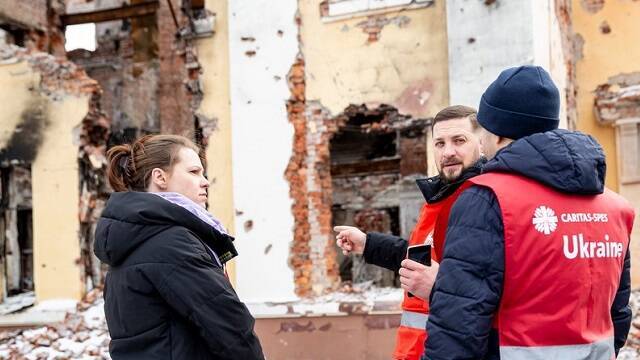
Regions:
[[469, 173, 634, 359], [393, 186, 469, 360]]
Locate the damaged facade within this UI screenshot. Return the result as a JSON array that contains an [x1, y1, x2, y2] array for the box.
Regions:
[[0, 0, 217, 312], [569, 0, 640, 283], [0, 43, 100, 308], [0, 0, 640, 358]]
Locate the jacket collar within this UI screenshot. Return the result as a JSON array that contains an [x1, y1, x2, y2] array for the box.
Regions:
[[415, 158, 486, 204]]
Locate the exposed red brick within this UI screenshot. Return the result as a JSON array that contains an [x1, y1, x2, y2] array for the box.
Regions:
[[156, 0, 195, 138], [355, 15, 410, 44], [399, 135, 428, 176], [285, 55, 314, 297], [0, 0, 49, 30]]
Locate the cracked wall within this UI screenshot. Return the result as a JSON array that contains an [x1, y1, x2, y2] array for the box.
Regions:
[[300, 0, 448, 119], [329, 105, 428, 288], [571, 0, 640, 191], [593, 72, 640, 286], [66, 0, 216, 292], [280, 0, 442, 296], [228, 0, 299, 301], [570, 0, 640, 285], [0, 0, 66, 55]]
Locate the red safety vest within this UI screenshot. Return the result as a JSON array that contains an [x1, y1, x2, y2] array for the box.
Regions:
[[468, 173, 634, 359], [393, 185, 470, 360]]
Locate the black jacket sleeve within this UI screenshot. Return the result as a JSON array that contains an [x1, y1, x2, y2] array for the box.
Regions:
[[612, 247, 632, 355], [423, 186, 504, 360], [363, 232, 408, 272], [151, 243, 264, 359]]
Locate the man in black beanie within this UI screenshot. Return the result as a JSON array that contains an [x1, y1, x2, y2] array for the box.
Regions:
[[422, 65, 634, 360]]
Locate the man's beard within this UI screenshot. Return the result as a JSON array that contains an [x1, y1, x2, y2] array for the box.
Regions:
[[439, 159, 464, 184]]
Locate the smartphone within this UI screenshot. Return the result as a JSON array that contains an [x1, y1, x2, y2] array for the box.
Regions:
[[407, 244, 431, 266], [406, 244, 431, 298]]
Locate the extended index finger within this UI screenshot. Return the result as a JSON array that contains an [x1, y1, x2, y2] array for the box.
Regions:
[[333, 225, 351, 233]]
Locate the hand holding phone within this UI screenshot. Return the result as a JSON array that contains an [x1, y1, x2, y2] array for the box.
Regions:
[[405, 244, 431, 297]]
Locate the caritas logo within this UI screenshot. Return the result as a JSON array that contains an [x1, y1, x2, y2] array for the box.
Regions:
[[532, 206, 558, 235]]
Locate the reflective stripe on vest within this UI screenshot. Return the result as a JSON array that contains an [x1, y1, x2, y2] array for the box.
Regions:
[[500, 337, 614, 360], [400, 311, 428, 330], [394, 203, 438, 360]]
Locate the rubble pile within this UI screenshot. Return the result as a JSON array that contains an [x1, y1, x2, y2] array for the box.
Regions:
[[621, 290, 640, 359], [0, 289, 110, 360], [2, 287, 640, 358]]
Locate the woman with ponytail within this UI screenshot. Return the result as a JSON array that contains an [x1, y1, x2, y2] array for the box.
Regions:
[[94, 134, 264, 360]]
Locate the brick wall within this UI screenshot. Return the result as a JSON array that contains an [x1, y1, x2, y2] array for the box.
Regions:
[[0, 0, 48, 30]]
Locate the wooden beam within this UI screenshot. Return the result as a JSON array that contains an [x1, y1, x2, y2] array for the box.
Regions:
[[61, 1, 159, 26], [192, 0, 206, 9]]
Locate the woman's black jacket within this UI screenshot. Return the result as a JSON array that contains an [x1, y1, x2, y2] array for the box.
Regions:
[[94, 192, 264, 360]]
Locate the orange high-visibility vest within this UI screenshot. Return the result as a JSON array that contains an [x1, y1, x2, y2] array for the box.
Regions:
[[393, 183, 470, 360]]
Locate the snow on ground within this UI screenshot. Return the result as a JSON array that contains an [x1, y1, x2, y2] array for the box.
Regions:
[[0, 289, 110, 360], [2, 286, 640, 359]]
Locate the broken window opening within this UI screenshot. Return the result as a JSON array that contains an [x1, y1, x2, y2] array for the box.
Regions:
[[17, 209, 33, 293], [594, 80, 640, 184], [65, 23, 97, 52], [0, 25, 27, 47], [0, 165, 34, 302], [330, 104, 428, 288], [321, 0, 434, 22], [616, 121, 640, 183]]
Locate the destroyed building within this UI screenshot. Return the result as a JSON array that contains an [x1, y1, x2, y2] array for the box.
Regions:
[[0, 0, 639, 358]]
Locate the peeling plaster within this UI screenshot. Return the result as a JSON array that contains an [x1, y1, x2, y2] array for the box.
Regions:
[[392, 78, 433, 116], [608, 72, 640, 87], [355, 15, 411, 43], [580, 0, 605, 14], [573, 33, 585, 61]]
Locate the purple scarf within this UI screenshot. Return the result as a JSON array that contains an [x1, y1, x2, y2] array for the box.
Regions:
[[152, 192, 228, 266]]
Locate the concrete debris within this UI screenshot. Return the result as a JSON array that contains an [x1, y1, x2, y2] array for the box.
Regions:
[[250, 283, 402, 317], [1, 288, 639, 358], [0, 289, 110, 360]]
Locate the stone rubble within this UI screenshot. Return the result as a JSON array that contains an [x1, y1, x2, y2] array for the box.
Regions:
[[0, 289, 110, 360], [2, 287, 640, 359]]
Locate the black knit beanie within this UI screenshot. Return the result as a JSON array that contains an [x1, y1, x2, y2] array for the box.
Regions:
[[478, 65, 560, 140]]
